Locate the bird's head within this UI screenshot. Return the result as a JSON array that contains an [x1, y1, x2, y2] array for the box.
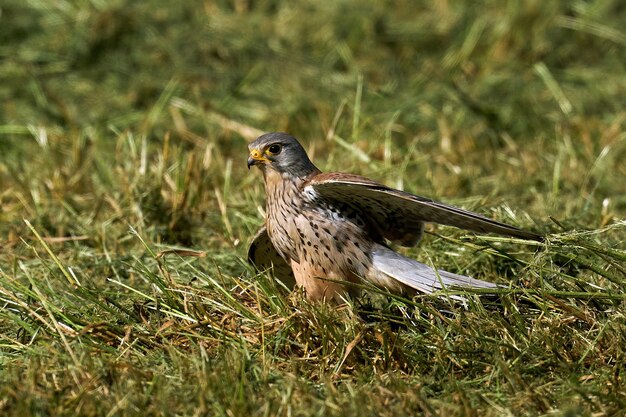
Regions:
[[247, 132, 319, 178]]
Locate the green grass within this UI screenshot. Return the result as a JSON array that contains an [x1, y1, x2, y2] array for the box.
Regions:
[[1, 1, 625, 415]]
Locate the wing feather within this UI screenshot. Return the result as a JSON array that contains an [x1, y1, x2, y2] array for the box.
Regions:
[[304, 173, 541, 245], [247, 227, 296, 289]]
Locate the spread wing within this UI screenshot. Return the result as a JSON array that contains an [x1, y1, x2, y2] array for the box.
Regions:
[[303, 173, 541, 245], [247, 227, 296, 289]]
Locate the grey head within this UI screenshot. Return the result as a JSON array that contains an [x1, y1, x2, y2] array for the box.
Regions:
[[247, 132, 319, 178]]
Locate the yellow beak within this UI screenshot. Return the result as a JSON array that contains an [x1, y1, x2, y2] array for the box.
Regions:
[[247, 149, 269, 169]]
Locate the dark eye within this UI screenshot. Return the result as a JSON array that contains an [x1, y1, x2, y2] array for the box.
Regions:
[[267, 144, 282, 155]]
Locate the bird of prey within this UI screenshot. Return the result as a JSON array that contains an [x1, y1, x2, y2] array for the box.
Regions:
[[247, 132, 541, 302]]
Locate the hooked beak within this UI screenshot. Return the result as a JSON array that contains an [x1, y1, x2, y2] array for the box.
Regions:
[[247, 148, 268, 169]]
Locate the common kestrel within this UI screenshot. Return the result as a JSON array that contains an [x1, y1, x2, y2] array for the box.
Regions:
[[247, 132, 541, 302]]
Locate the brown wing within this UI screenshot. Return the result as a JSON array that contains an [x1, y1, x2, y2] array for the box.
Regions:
[[304, 173, 542, 245], [247, 227, 296, 289]]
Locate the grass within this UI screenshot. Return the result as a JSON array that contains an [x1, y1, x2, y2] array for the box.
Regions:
[[1, 0, 625, 415]]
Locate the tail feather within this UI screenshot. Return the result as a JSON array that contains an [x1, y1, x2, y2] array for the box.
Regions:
[[369, 244, 498, 294]]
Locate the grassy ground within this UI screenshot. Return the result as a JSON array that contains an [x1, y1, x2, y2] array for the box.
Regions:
[[1, 1, 625, 415]]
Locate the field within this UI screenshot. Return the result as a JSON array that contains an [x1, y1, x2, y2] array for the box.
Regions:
[[1, 1, 625, 415]]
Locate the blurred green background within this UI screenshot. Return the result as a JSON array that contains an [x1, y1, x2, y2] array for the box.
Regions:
[[3, 1, 625, 144], [1, 1, 625, 416], [2, 0, 625, 242]]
